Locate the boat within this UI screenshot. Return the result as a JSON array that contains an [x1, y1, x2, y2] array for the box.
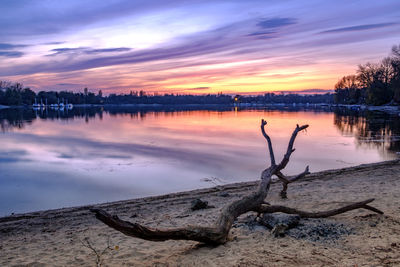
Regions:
[[65, 99, 73, 109], [32, 98, 41, 109]]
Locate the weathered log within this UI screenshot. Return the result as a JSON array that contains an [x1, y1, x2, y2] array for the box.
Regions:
[[92, 120, 383, 244]]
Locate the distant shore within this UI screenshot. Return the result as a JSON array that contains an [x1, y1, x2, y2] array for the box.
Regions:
[[2, 102, 399, 114], [1, 159, 399, 266]]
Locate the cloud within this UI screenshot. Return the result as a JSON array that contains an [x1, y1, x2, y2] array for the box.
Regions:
[[1, 27, 237, 74], [0, 43, 29, 50], [47, 47, 132, 56], [277, 89, 334, 94], [0, 43, 28, 57], [85, 47, 132, 54], [0, 0, 198, 39], [247, 30, 276, 37], [56, 83, 82, 86], [1, 18, 274, 76], [0, 51, 24, 58], [185, 87, 210, 90], [2, 0, 400, 94], [256, 17, 297, 29], [42, 41, 65, 45], [320, 22, 397, 34], [47, 47, 87, 56]]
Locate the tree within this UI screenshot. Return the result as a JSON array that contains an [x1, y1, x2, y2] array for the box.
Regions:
[[334, 75, 362, 104], [390, 44, 400, 103], [21, 88, 36, 105], [358, 61, 393, 105], [92, 120, 382, 245]]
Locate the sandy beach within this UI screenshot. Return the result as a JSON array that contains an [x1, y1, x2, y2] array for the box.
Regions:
[[1, 160, 399, 266]]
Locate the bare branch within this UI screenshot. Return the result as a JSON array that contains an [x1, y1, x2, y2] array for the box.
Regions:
[[92, 121, 384, 245], [91, 167, 274, 245], [261, 119, 276, 166], [255, 198, 383, 218], [286, 166, 310, 183], [92, 208, 226, 244], [80, 236, 112, 267], [277, 124, 309, 171], [276, 166, 310, 198]]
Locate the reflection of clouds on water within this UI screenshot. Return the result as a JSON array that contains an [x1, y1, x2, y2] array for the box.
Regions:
[[0, 163, 135, 216], [3, 132, 238, 171], [0, 149, 31, 163], [1, 107, 399, 215]]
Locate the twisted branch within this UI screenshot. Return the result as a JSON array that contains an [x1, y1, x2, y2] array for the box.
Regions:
[[261, 119, 276, 166], [276, 124, 308, 171], [92, 120, 383, 245], [255, 198, 383, 218], [276, 166, 310, 198]]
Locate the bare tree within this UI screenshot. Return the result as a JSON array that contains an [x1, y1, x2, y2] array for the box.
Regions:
[[92, 120, 383, 245]]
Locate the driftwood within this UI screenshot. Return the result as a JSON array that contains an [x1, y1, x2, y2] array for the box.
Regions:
[[92, 119, 383, 245]]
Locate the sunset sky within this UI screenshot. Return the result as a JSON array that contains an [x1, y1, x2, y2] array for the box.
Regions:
[[0, 0, 399, 95]]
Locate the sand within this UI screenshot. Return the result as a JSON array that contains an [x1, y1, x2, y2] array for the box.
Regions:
[[1, 160, 399, 266]]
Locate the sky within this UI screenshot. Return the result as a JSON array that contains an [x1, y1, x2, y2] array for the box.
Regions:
[[0, 0, 399, 95]]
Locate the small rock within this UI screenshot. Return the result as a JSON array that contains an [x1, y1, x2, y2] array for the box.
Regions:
[[191, 199, 211, 211], [271, 224, 288, 237], [218, 192, 230, 197], [260, 214, 300, 230]]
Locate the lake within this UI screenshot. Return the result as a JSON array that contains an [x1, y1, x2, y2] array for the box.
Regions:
[[1, 106, 399, 216]]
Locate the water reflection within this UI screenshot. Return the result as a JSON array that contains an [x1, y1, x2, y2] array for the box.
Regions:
[[334, 108, 400, 156], [0, 106, 398, 216]]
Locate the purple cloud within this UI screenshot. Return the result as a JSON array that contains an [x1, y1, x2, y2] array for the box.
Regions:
[[0, 51, 24, 58], [256, 18, 297, 29], [320, 22, 397, 34], [47, 47, 131, 56], [0, 43, 29, 50]]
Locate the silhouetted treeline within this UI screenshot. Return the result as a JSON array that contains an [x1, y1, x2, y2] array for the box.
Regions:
[[334, 44, 400, 105], [238, 93, 334, 104], [0, 81, 36, 105], [105, 91, 232, 104], [0, 82, 103, 106], [0, 81, 334, 106]]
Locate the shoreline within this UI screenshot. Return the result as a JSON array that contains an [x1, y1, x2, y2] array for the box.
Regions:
[[2, 102, 399, 112], [1, 159, 399, 266], [1, 159, 398, 221]]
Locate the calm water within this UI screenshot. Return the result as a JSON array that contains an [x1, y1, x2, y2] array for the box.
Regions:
[[1, 106, 399, 216]]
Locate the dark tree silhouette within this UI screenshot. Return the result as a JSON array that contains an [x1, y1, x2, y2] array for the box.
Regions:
[[334, 44, 400, 105]]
